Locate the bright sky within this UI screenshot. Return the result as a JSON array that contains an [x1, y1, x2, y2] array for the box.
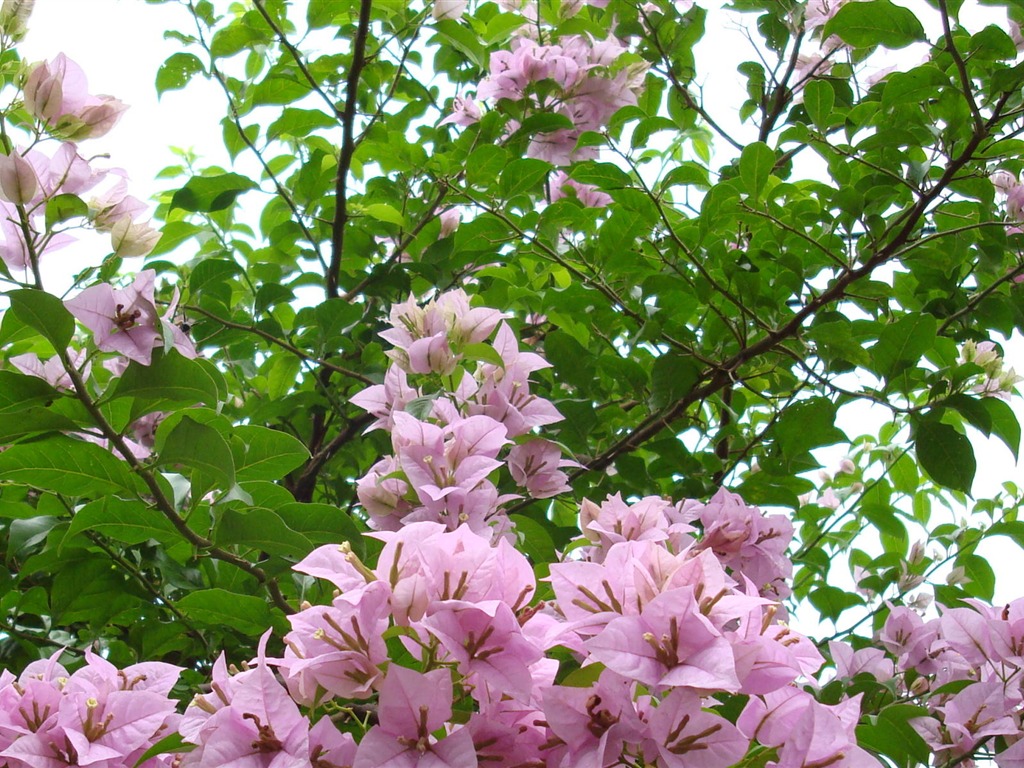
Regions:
[[22, 0, 1024, 603]]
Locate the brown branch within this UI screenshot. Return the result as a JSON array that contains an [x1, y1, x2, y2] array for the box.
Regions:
[[184, 303, 373, 385], [57, 350, 295, 615], [290, 412, 375, 503], [327, 0, 374, 298]]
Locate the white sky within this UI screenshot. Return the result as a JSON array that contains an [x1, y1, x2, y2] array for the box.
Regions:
[[21, 0, 1024, 602]]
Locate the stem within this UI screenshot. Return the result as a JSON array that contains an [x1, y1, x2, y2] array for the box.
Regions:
[[327, 0, 374, 299]]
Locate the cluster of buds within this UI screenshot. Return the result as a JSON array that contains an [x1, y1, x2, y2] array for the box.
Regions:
[[958, 340, 1022, 400]]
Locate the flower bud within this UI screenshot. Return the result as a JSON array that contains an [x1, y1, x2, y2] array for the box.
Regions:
[[909, 676, 930, 696], [110, 217, 160, 258], [0, 150, 37, 204], [0, 0, 33, 41], [946, 566, 969, 586], [908, 540, 925, 565]]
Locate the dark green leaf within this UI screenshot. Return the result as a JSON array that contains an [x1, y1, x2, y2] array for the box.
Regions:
[[7, 289, 75, 349], [650, 354, 700, 409], [0, 436, 140, 496], [158, 416, 236, 488], [871, 314, 936, 381], [170, 173, 257, 213], [982, 397, 1020, 460], [178, 589, 273, 635], [67, 498, 180, 545], [233, 425, 310, 481], [915, 421, 975, 494]]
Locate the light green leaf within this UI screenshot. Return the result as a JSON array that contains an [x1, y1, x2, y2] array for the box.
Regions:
[[823, 0, 926, 49], [739, 142, 774, 201]]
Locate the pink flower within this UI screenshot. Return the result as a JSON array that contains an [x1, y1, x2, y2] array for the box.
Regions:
[[10, 348, 89, 391], [24, 54, 128, 140], [549, 170, 612, 208], [585, 586, 741, 691], [438, 208, 461, 238], [278, 580, 391, 704], [180, 631, 311, 767], [439, 95, 482, 127], [507, 439, 575, 498], [352, 666, 476, 768], [64, 270, 196, 365]]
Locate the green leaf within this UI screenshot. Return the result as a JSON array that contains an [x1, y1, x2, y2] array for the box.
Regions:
[[982, 397, 1020, 460], [7, 289, 75, 349], [739, 141, 774, 201], [803, 80, 834, 130], [570, 162, 632, 190], [871, 314, 936, 381], [215, 507, 312, 557], [957, 552, 995, 600], [0, 436, 140, 496], [0, 370, 59, 415], [156, 52, 205, 95], [650, 354, 700, 409], [170, 173, 257, 213], [277, 502, 365, 555], [111, 349, 222, 418], [362, 203, 407, 228], [149, 221, 202, 257], [233, 425, 310, 481], [500, 158, 552, 200], [882, 66, 949, 109], [266, 354, 301, 400], [809, 585, 864, 622], [177, 589, 273, 635], [856, 705, 931, 767], [823, 0, 926, 49], [915, 421, 975, 494], [134, 733, 192, 767], [461, 342, 505, 369], [44, 193, 88, 230], [250, 76, 311, 107], [67, 498, 180, 545], [158, 416, 236, 488], [267, 108, 337, 140], [772, 398, 847, 459], [0, 407, 80, 443]]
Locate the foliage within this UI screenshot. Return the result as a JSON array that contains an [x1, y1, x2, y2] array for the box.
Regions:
[[0, 0, 1021, 765]]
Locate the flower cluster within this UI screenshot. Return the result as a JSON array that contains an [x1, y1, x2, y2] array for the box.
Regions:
[[0, 53, 158, 276], [0, 651, 180, 768], [881, 600, 1024, 767], [446, 32, 645, 165], [351, 288, 572, 536], [24, 54, 127, 141]]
